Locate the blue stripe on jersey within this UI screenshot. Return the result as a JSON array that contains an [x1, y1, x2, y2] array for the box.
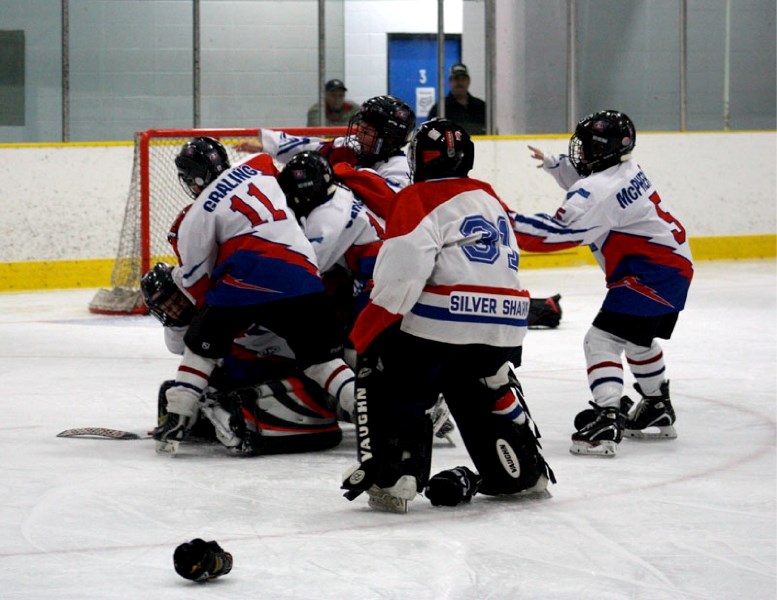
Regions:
[[566, 187, 591, 201], [513, 213, 591, 236], [277, 137, 312, 158], [410, 303, 528, 327]]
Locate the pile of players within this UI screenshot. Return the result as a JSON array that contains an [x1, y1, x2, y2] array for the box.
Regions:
[[141, 96, 692, 516]]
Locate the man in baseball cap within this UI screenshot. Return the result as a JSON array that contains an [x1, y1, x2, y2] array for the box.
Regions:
[[308, 79, 359, 126], [428, 63, 486, 135]]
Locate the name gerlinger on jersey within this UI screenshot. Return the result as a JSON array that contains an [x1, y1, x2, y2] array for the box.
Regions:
[[175, 153, 323, 307], [513, 155, 694, 317], [350, 177, 531, 353], [303, 184, 384, 307]]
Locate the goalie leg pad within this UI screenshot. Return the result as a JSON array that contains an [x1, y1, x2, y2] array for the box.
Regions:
[[444, 378, 555, 497], [219, 379, 342, 456], [342, 350, 434, 506]]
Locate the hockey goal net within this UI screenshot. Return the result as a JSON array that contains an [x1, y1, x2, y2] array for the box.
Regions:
[[89, 126, 347, 315]]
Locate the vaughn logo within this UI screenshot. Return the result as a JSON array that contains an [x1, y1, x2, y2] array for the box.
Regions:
[[496, 439, 521, 478]]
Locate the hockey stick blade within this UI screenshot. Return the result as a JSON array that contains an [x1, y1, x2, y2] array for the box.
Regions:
[[56, 427, 147, 440]]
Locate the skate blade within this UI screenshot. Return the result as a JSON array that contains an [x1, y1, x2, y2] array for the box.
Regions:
[[624, 425, 677, 440], [569, 439, 618, 457], [367, 487, 408, 514], [155, 439, 180, 455]]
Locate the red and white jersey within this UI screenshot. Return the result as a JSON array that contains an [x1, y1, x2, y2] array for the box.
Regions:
[[260, 129, 411, 217], [175, 153, 323, 307], [513, 156, 693, 316], [350, 177, 530, 353], [303, 185, 384, 275]]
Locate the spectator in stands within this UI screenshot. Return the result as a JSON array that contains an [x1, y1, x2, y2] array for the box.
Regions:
[[428, 63, 486, 135], [307, 79, 360, 126]]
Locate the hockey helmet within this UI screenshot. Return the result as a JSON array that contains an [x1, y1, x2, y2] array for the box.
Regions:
[[140, 262, 195, 327], [409, 118, 474, 182], [174, 136, 230, 198], [568, 110, 636, 176], [346, 95, 416, 165], [278, 151, 336, 221]]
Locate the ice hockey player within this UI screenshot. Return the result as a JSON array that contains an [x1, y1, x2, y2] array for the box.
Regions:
[[340, 118, 555, 512], [151, 136, 356, 454], [141, 262, 342, 456], [513, 110, 694, 456], [278, 150, 384, 337], [235, 95, 416, 219]]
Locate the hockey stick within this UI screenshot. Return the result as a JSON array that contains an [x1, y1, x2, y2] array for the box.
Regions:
[[56, 427, 151, 440]]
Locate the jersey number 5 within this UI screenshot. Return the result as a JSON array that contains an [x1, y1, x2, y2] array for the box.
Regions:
[[648, 191, 686, 244]]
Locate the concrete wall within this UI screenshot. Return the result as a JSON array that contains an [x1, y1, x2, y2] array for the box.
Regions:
[[0, 131, 774, 290]]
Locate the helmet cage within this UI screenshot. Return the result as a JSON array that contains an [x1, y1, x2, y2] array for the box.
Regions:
[[568, 110, 636, 176], [346, 95, 416, 165], [140, 263, 195, 328]]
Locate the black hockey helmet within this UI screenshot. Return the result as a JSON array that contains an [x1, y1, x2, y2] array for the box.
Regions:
[[346, 95, 416, 165], [409, 118, 474, 182], [278, 151, 335, 221], [174, 136, 230, 198], [568, 110, 636, 176], [140, 262, 195, 327]]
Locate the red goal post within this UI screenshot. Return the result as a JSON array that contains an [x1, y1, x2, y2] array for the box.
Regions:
[[88, 126, 347, 315]]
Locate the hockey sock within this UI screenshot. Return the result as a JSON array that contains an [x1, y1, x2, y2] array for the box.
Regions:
[[584, 326, 626, 407], [303, 358, 356, 418], [626, 340, 666, 397]]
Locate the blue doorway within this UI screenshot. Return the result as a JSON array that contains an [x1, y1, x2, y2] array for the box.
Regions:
[[387, 34, 461, 122]]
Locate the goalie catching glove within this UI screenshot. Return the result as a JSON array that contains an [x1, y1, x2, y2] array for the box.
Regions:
[[173, 538, 233, 582]]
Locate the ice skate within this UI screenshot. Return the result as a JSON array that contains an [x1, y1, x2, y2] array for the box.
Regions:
[[624, 381, 677, 440], [569, 398, 631, 457], [367, 475, 418, 514]]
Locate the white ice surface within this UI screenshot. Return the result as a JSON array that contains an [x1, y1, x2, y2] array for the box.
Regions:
[[0, 261, 774, 600]]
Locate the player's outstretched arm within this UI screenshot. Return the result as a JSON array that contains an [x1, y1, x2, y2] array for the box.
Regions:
[[528, 145, 545, 167], [234, 138, 263, 153]]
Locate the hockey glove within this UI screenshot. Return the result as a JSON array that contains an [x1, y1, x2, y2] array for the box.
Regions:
[[425, 466, 482, 507], [173, 538, 233, 582], [528, 294, 562, 329]]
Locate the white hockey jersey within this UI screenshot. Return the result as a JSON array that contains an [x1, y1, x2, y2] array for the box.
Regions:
[[175, 153, 323, 307], [303, 184, 384, 314], [260, 128, 411, 218], [513, 155, 694, 316], [304, 185, 384, 273], [350, 177, 530, 353]]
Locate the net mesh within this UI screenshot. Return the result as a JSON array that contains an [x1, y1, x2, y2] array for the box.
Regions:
[[89, 127, 345, 315], [89, 129, 261, 314]]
